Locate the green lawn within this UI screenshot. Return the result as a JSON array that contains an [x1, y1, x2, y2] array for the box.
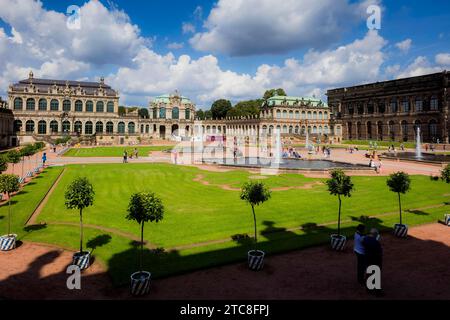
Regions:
[[2, 163, 449, 286], [342, 140, 416, 149], [63, 146, 172, 157]]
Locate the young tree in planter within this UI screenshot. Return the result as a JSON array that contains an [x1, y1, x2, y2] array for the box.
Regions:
[[240, 181, 271, 271], [19, 145, 35, 178], [64, 177, 95, 255], [126, 192, 164, 275], [6, 150, 21, 175], [387, 172, 411, 226], [326, 170, 354, 237], [0, 174, 20, 250], [240, 181, 271, 244], [0, 155, 8, 173], [126, 192, 164, 295]]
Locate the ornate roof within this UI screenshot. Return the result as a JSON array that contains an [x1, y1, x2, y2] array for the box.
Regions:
[[151, 93, 193, 105], [265, 95, 328, 108], [10, 73, 118, 97]]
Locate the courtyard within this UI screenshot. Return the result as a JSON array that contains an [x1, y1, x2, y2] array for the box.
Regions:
[[0, 144, 449, 297]]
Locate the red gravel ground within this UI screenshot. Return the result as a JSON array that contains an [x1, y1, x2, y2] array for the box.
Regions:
[[0, 223, 449, 300]]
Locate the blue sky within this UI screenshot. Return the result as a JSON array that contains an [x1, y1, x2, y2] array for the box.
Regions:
[[0, 0, 449, 108]]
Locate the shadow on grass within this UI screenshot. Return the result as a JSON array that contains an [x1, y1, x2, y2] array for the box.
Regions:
[[23, 224, 47, 233], [87, 234, 112, 255], [407, 210, 430, 216]]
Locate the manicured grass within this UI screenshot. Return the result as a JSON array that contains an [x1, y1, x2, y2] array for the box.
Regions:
[[63, 146, 172, 157], [0, 166, 64, 236], [343, 140, 416, 149], [2, 163, 449, 286]]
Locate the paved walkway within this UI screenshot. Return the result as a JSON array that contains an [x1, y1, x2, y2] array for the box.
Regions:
[[0, 223, 449, 300]]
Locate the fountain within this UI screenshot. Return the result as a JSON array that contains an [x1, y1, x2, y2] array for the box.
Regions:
[[415, 127, 423, 159], [381, 126, 449, 163]]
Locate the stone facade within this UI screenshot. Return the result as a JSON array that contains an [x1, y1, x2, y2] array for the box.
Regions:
[[327, 71, 450, 143], [0, 97, 14, 148], [198, 96, 332, 142]]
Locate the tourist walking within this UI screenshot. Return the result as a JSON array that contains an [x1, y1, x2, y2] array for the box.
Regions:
[[363, 228, 383, 296], [354, 224, 366, 286], [134, 148, 139, 159], [123, 150, 128, 163], [42, 152, 47, 166]]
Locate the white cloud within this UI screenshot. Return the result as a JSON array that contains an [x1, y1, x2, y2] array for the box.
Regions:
[[182, 22, 196, 34], [435, 53, 450, 66], [108, 31, 388, 105], [167, 42, 184, 50], [394, 56, 443, 79], [395, 39, 412, 53], [189, 0, 381, 56]]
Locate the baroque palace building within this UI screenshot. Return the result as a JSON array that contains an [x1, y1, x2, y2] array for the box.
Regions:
[[4, 72, 333, 147], [327, 71, 450, 144]]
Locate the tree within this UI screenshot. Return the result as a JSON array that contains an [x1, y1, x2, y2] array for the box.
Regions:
[[0, 174, 20, 236], [126, 192, 164, 274], [211, 99, 232, 120], [326, 170, 354, 236], [118, 106, 127, 116], [204, 110, 212, 120], [65, 177, 95, 253], [138, 108, 149, 119], [263, 88, 286, 101], [0, 155, 7, 173], [7, 150, 21, 175], [195, 110, 205, 120], [227, 99, 263, 118], [442, 164, 450, 184], [387, 172, 411, 225], [19, 145, 36, 178], [240, 181, 271, 244]]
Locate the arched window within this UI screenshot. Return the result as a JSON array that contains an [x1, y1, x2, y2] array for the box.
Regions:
[[289, 111, 293, 119], [185, 109, 191, 120], [38, 99, 47, 111], [50, 99, 59, 111], [289, 126, 293, 134], [107, 102, 114, 113], [295, 111, 300, 119], [295, 126, 299, 134], [324, 112, 328, 119], [301, 111, 306, 119], [38, 121, 46, 134], [26, 98, 35, 111], [307, 111, 312, 119], [74, 121, 82, 134], [75, 100, 83, 112], [282, 110, 287, 119], [50, 120, 58, 133], [313, 126, 317, 134], [283, 125, 288, 134], [62, 121, 71, 133], [85, 121, 93, 134], [318, 112, 323, 120], [13, 120, 22, 132], [128, 122, 135, 134], [402, 97, 410, 112], [276, 110, 281, 118], [313, 111, 317, 120], [63, 100, 71, 112], [86, 101, 93, 112], [429, 120, 438, 138], [118, 122, 125, 134], [14, 98, 23, 110], [96, 101, 104, 113], [172, 107, 179, 119], [159, 107, 166, 119], [26, 120, 35, 133], [96, 121, 104, 133], [324, 126, 329, 134], [106, 122, 114, 134]]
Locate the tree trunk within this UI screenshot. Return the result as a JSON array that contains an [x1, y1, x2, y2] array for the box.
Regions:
[[140, 222, 144, 274], [79, 209, 83, 253], [12, 163, 14, 175], [7, 193, 11, 236], [252, 204, 257, 245], [337, 194, 342, 236], [398, 192, 402, 225]]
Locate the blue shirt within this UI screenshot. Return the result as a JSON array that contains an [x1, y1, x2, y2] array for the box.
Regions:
[[354, 232, 365, 255]]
